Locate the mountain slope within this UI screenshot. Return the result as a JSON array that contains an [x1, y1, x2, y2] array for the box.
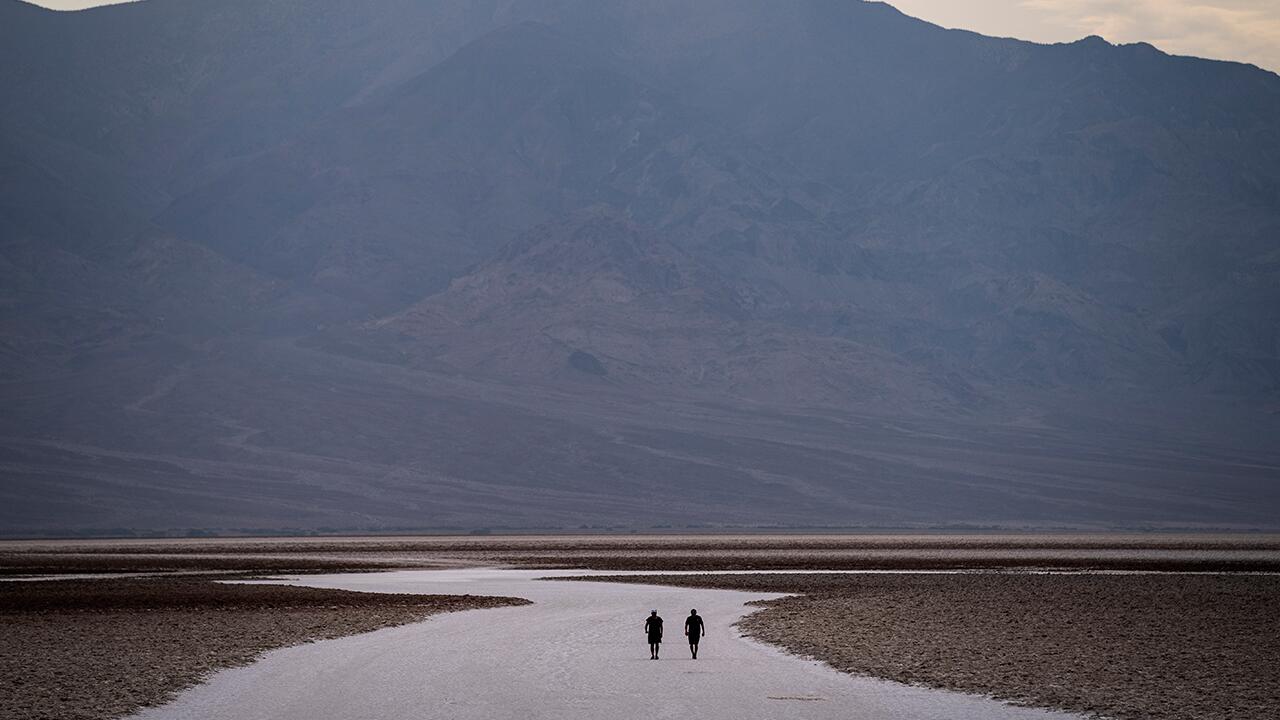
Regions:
[[360, 210, 959, 409], [158, 21, 824, 308], [0, 0, 1277, 533]]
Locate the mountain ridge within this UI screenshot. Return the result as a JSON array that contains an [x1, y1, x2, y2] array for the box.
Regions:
[[1, 0, 1277, 533]]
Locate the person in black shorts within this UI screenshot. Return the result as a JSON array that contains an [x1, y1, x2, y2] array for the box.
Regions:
[[685, 609, 704, 659], [645, 610, 663, 659]]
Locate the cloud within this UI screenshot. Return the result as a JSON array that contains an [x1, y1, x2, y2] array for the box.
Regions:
[[1020, 0, 1280, 72]]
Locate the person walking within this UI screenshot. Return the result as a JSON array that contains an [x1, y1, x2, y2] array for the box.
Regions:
[[685, 609, 705, 659], [645, 610, 664, 659]]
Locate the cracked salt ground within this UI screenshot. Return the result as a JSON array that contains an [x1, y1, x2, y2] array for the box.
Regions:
[[130, 569, 1083, 720]]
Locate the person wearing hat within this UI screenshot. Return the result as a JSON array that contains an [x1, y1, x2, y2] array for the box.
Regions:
[[644, 609, 664, 659]]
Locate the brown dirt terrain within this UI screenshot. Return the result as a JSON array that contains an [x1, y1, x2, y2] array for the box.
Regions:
[[0, 577, 528, 720], [579, 572, 1280, 720], [7, 533, 1280, 573], [0, 554, 416, 576], [4, 535, 1278, 720]]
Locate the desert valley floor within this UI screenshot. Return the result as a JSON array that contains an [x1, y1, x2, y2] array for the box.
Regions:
[[2, 534, 1278, 720]]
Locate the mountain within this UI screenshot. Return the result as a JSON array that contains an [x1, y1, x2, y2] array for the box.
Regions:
[[158, 20, 830, 309], [362, 209, 959, 409], [1, 0, 1278, 535]]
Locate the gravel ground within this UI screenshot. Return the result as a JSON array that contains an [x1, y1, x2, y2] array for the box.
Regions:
[[0, 578, 528, 720], [7, 533, 1280, 573], [0, 554, 417, 576], [5, 535, 1278, 720], [578, 573, 1280, 720]]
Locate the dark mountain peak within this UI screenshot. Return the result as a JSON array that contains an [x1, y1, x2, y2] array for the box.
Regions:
[[1124, 40, 1160, 53]]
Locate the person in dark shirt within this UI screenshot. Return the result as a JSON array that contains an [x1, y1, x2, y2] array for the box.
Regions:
[[645, 610, 663, 659], [684, 609, 705, 659]]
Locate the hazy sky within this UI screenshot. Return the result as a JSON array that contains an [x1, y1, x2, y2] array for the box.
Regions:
[[27, 0, 1280, 73]]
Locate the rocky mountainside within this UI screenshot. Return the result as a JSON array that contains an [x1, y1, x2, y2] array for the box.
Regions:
[[369, 210, 957, 409], [1, 0, 1278, 534]]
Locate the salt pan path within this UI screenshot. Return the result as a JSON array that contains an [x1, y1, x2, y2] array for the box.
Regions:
[[131, 568, 1082, 720]]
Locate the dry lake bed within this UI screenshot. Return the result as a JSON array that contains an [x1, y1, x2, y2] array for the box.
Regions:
[[2, 533, 1278, 720]]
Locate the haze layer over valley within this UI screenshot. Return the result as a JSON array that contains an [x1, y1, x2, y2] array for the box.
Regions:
[[2, 0, 1278, 534]]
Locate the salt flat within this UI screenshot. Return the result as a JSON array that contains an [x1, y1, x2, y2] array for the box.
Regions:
[[130, 569, 1081, 720]]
